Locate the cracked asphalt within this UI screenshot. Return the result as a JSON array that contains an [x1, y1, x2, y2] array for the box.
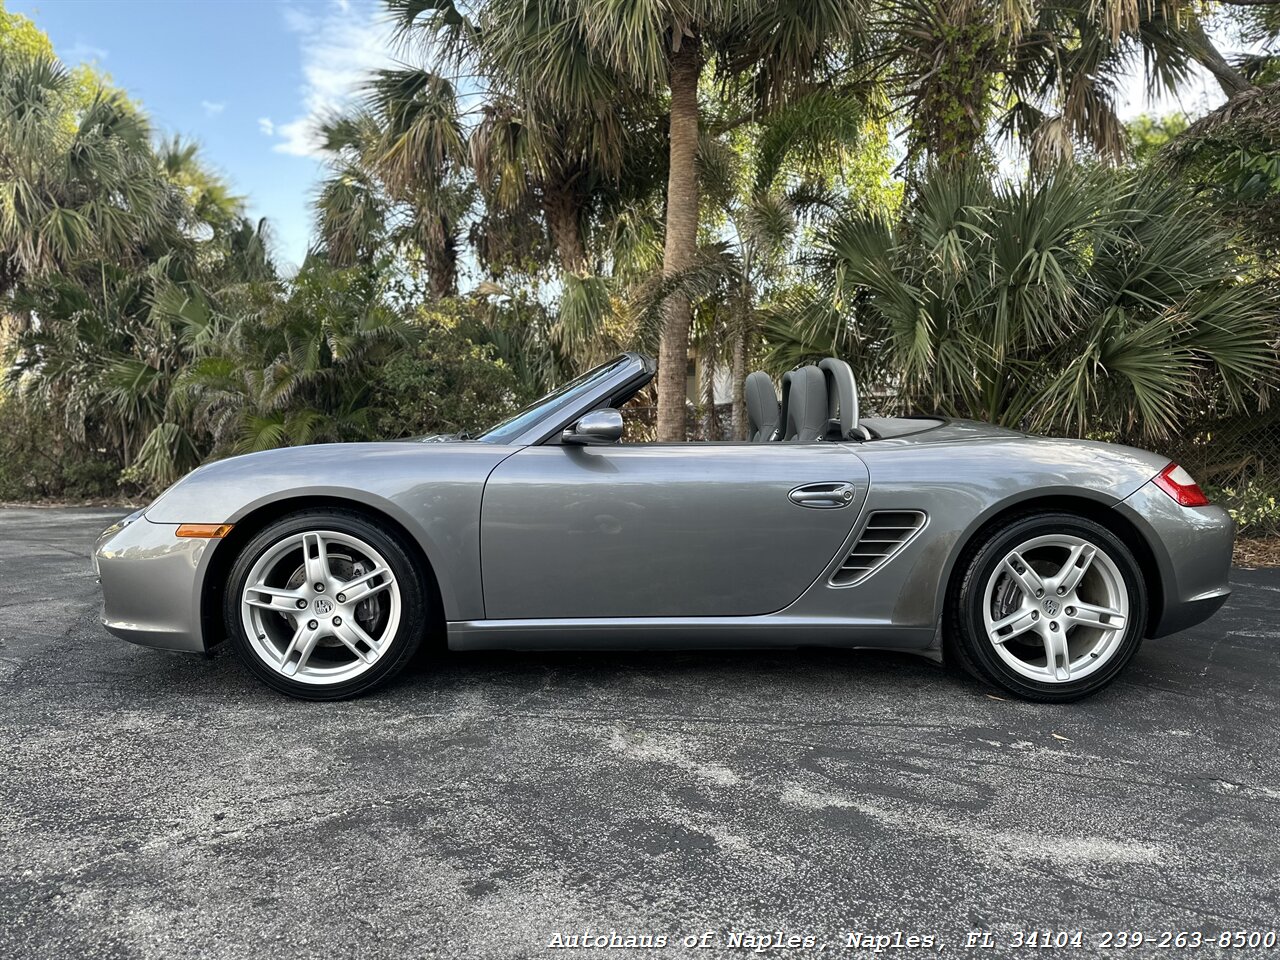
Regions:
[[1, 506, 1279, 959]]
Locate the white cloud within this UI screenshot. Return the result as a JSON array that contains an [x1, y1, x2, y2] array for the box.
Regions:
[[268, 0, 394, 157], [201, 100, 226, 117], [64, 41, 108, 63], [258, 117, 276, 136]]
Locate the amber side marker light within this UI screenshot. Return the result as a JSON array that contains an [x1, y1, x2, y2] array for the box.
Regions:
[[1152, 463, 1211, 507], [176, 523, 235, 539]]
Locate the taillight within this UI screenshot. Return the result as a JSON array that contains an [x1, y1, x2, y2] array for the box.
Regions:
[[1153, 463, 1210, 507]]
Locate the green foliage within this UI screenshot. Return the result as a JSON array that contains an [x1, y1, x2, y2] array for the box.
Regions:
[[159, 262, 413, 470], [0, 3, 53, 60], [893, 0, 1002, 170], [371, 309, 529, 438], [1208, 480, 1280, 538], [768, 164, 1280, 439], [1158, 88, 1280, 266], [0, 393, 120, 500], [1127, 113, 1190, 166], [0, 6, 277, 492]]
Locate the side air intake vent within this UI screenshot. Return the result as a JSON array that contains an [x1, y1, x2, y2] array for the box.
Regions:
[[830, 511, 927, 586]]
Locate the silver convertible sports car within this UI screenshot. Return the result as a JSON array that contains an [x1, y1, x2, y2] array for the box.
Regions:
[[95, 353, 1233, 702]]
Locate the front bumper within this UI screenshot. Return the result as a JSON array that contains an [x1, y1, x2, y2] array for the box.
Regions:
[[1115, 481, 1235, 638], [95, 512, 211, 653]]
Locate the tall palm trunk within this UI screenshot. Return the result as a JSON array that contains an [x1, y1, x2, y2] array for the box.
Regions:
[[656, 33, 701, 443], [544, 178, 587, 273], [731, 321, 746, 440], [699, 339, 718, 439], [427, 229, 459, 298]]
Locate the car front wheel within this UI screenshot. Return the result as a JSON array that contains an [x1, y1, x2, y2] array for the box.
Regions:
[[948, 512, 1148, 702], [224, 510, 427, 700]]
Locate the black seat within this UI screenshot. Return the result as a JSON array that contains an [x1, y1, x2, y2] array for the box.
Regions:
[[778, 366, 829, 441], [744, 371, 780, 442]]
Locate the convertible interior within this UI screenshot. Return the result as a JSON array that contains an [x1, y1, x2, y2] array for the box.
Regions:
[[474, 352, 944, 446], [636, 356, 940, 444]]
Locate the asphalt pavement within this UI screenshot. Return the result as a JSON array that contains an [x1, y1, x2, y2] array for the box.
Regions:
[[1, 506, 1278, 959]]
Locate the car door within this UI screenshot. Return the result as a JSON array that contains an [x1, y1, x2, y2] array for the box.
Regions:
[[479, 442, 869, 619]]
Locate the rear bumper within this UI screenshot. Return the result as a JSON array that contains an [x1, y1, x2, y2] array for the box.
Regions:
[[1115, 481, 1234, 639], [95, 513, 210, 653], [1153, 591, 1231, 637]]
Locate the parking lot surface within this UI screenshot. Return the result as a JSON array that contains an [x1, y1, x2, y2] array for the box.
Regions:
[[1, 506, 1278, 959]]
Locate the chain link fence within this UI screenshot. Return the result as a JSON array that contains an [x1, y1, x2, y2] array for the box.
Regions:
[[1141, 410, 1280, 489], [1142, 411, 1280, 538]]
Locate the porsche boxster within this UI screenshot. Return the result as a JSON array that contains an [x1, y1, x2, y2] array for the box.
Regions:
[[94, 353, 1233, 702]]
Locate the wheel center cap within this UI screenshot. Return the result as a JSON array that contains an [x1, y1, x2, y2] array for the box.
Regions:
[[1043, 597, 1060, 617], [314, 597, 334, 615]]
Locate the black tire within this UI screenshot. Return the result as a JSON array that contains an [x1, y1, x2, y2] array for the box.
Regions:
[[223, 509, 428, 700], [946, 511, 1148, 703]]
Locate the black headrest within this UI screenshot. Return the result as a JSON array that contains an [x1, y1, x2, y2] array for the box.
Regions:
[[819, 357, 861, 440], [744, 372, 779, 442], [780, 366, 828, 441]]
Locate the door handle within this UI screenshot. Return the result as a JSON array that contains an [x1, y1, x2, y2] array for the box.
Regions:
[[788, 482, 856, 508]]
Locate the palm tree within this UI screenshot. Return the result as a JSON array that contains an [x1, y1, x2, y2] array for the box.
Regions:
[[768, 165, 1278, 438], [393, 0, 869, 439], [0, 50, 170, 316], [585, 1, 870, 440], [883, 0, 1258, 173], [314, 96, 473, 298], [168, 262, 415, 469], [463, 85, 665, 275], [1, 35, 287, 485], [380, 1, 667, 281]]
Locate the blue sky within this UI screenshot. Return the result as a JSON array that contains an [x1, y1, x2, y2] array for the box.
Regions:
[[11, 0, 400, 270], [11, 0, 1229, 272]]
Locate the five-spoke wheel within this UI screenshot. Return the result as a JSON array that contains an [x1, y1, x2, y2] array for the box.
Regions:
[[950, 512, 1147, 702], [225, 510, 426, 699]]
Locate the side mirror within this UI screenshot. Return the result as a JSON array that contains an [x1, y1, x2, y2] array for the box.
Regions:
[[562, 408, 624, 446]]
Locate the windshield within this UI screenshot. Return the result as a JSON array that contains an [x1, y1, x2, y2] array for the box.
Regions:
[[476, 355, 632, 443]]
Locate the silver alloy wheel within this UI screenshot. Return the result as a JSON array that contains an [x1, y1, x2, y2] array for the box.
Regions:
[[981, 533, 1129, 684], [240, 529, 401, 686]]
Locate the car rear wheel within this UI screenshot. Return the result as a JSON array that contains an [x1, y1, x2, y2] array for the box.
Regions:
[[948, 512, 1148, 702], [224, 510, 427, 700]]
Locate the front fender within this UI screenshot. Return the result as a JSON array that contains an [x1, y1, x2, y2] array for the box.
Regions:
[[144, 442, 517, 621]]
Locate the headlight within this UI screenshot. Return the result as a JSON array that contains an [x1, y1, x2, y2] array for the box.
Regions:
[[110, 508, 146, 533], [97, 508, 146, 546]]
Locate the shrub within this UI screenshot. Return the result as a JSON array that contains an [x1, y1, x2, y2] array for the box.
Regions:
[[0, 394, 121, 501], [769, 165, 1279, 440], [370, 309, 532, 438], [1209, 480, 1280, 538]]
